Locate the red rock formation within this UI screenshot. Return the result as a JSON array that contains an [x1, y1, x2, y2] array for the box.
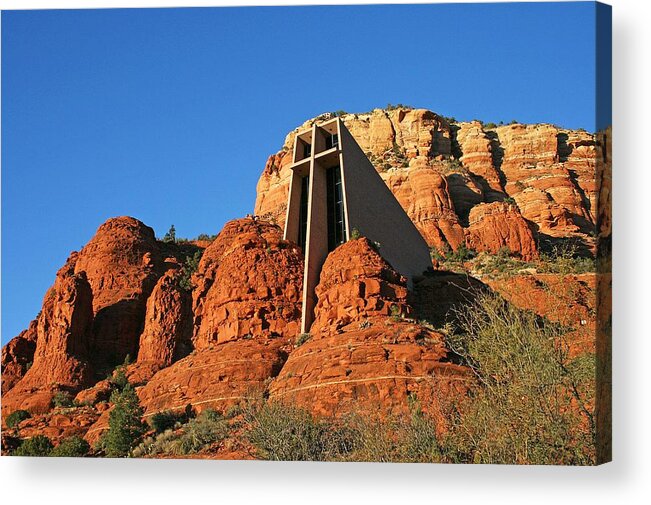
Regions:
[[137, 339, 289, 417], [137, 270, 192, 368], [465, 202, 539, 260], [382, 162, 465, 250], [1, 319, 38, 393], [455, 121, 504, 196], [2, 262, 95, 415], [14, 406, 99, 447], [192, 218, 303, 348], [74, 216, 163, 367], [309, 238, 411, 336]]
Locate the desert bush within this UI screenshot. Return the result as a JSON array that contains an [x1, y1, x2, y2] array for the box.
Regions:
[[149, 410, 186, 433], [446, 291, 596, 465], [14, 435, 53, 457], [6, 409, 31, 429], [101, 384, 146, 457], [540, 243, 596, 275], [162, 224, 176, 243], [135, 410, 230, 457], [246, 402, 335, 461], [52, 391, 74, 408], [50, 436, 90, 457], [295, 333, 312, 347], [174, 410, 229, 455], [179, 250, 203, 291]]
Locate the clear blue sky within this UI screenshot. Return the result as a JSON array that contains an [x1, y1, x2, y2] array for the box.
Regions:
[[2, 2, 607, 344]]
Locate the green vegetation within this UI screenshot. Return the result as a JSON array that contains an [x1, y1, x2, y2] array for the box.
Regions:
[[503, 196, 516, 205], [179, 250, 203, 291], [163, 224, 176, 243], [100, 384, 146, 457], [52, 391, 74, 408], [14, 435, 54, 457], [295, 333, 312, 347], [445, 291, 595, 464], [132, 410, 230, 457], [431, 243, 476, 264], [6, 410, 31, 429], [195, 233, 217, 241], [441, 158, 468, 175], [149, 410, 186, 434], [539, 243, 596, 275], [389, 304, 403, 321], [484, 122, 498, 129], [386, 103, 413, 111], [50, 436, 90, 457]]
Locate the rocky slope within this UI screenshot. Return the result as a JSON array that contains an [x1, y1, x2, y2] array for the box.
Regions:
[[255, 108, 606, 257]]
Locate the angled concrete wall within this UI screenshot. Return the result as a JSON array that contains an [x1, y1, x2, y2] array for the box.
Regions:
[[337, 122, 432, 285]]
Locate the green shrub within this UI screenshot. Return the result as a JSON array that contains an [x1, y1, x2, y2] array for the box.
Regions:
[[6, 410, 31, 429], [179, 250, 203, 291], [101, 384, 146, 457], [50, 436, 90, 457], [503, 196, 516, 205], [134, 409, 230, 457], [174, 410, 229, 455], [52, 391, 74, 408], [295, 333, 312, 347], [246, 402, 333, 461], [109, 367, 129, 392], [350, 228, 361, 240], [14, 435, 53, 457], [149, 410, 186, 433]]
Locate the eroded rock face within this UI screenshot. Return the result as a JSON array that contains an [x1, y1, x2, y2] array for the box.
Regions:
[[254, 108, 601, 257], [269, 319, 468, 419], [137, 270, 193, 368], [2, 262, 95, 415], [192, 218, 303, 349], [382, 163, 465, 251], [138, 339, 289, 416], [74, 216, 164, 367], [1, 319, 38, 393], [465, 202, 538, 260], [310, 238, 411, 336]]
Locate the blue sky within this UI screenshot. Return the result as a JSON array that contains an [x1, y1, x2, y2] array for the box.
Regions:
[[2, 3, 606, 344]]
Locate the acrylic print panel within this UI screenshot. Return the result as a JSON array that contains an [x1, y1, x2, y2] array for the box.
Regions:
[[1, 1, 611, 465]]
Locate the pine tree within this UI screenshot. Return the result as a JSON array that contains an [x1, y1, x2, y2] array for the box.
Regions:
[[163, 224, 176, 243], [102, 384, 146, 457]]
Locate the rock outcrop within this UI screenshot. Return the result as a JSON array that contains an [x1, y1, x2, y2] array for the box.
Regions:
[[2, 262, 95, 415], [74, 216, 164, 368], [465, 202, 538, 260], [137, 218, 302, 417], [1, 319, 38, 393], [192, 218, 303, 348], [309, 238, 411, 336], [137, 270, 192, 368]]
